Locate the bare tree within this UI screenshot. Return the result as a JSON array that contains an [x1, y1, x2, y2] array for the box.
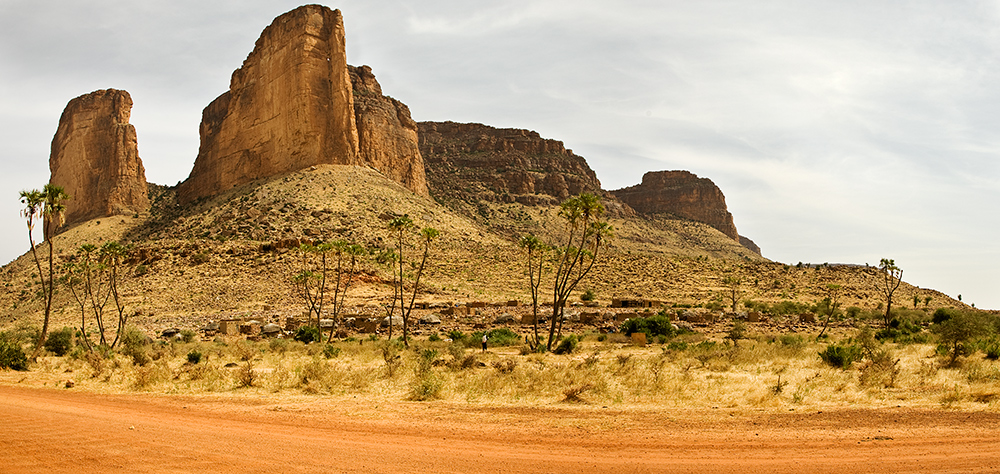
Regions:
[[326, 242, 366, 342], [722, 275, 742, 313], [875, 258, 903, 328], [519, 235, 548, 349], [817, 284, 841, 339]]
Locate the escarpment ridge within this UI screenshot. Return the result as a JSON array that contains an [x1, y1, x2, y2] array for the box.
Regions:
[[42, 4, 757, 257]]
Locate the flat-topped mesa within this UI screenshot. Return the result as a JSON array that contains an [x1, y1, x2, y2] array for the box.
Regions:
[[48, 88, 149, 232], [418, 121, 603, 206], [350, 65, 428, 197], [612, 170, 740, 241]]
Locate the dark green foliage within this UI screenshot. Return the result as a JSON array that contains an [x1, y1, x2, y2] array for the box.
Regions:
[[120, 326, 150, 366], [294, 326, 322, 344], [553, 334, 579, 355], [819, 343, 862, 369], [620, 311, 678, 339], [580, 289, 596, 302], [446, 330, 466, 343], [43, 327, 74, 356], [427, 333, 441, 342], [179, 329, 197, 344], [0, 334, 28, 371], [467, 328, 520, 348], [980, 337, 1000, 360], [666, 341, 689, 351], [932, 308, 959, 325], [322, 344, 341, 359], [186, 350, 202, 364], [934, 311, 988, 364], [875, 317, 923, 343]]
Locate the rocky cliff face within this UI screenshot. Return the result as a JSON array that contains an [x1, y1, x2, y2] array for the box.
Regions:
[[418, 121, 603, 207], [48, 89, 149, 230], [177, 5, 428, 203], [612, 171, 740, 241], [178, 5, 358, 204], [350, 65, 428, 197]]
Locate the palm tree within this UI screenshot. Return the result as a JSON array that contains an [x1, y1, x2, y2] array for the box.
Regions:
[[547, 193, 611, 350], [20, 185, 69, 357]]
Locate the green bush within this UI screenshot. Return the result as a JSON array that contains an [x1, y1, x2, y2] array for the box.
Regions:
[[934, 311, 988, 364], [580, 289, 596, 302], [620, 312, 676, 339], [179, 329, 197, 344], [553, 334, 579, 355], [875, 317, 923, 343], [294, 326, 322, 344], [932, 308, 959, 325], [0, 337, 28, 371], [467, 328, 520, 348], [982, 338, 1000, 360], [666, 341, 688, 351], [819, 343, 862, 369], [43, 327, 74, 356], [186, 350, 202, 364], [120, 326, 151, 366], [322, 344, 340, 359]]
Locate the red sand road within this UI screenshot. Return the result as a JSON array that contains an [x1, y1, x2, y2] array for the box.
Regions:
[[1, 384, 999, 473]]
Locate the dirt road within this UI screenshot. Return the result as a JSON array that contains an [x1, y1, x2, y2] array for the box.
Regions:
[[1, 384, 998, 473]]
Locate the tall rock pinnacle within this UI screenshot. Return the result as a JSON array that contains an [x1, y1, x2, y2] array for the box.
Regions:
[[48, 88, 149, 231], [177, 5, 428, 203]]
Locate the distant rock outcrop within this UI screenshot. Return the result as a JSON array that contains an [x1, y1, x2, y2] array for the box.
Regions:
[[418, 121, 603, 206], [612, 171, 740, 241], [349, 65, 428, 197], [48, 88, 149, 230]]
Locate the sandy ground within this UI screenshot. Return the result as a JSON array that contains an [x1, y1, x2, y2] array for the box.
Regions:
[[1, 384, 999, 473]]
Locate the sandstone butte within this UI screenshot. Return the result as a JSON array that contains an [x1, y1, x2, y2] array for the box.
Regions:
[[40, 5, 756, 253], [176, 5, 428, 204], [418, 121, 602, 206], [612, 170, 744, 243], [48, 88, 149, 232]]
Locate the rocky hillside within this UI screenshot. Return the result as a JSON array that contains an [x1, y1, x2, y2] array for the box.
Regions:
[[1, 4, 970, 337]]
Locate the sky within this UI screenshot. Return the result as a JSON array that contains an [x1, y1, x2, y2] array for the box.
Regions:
[[1, 1, 997, 309]]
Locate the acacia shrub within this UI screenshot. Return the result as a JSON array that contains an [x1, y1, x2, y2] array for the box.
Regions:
[[0, 333, 28, 371], [43, 327, 74, 356], [819, 343, 862, 369], [620, 311, 679, 339]]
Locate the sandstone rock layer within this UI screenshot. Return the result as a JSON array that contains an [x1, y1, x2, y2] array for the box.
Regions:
[[178, 5, 428, 203], [350, 65, 428, 197], [418, 121, 602, 206], [48, 88, 149, 230], [612, 171, 739, 241], [178, 5, 358, 203]]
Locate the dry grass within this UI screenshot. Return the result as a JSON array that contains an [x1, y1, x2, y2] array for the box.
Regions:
[[7, 331, 998, 415]]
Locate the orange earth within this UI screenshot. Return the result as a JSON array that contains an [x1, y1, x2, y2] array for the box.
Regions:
[[1, 384, 998, 473]]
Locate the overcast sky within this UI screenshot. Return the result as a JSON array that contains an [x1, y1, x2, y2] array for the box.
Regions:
[[1, 1, 997, 309]]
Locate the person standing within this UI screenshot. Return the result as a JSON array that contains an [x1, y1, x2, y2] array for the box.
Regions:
[[481, 333, 488, 352]]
